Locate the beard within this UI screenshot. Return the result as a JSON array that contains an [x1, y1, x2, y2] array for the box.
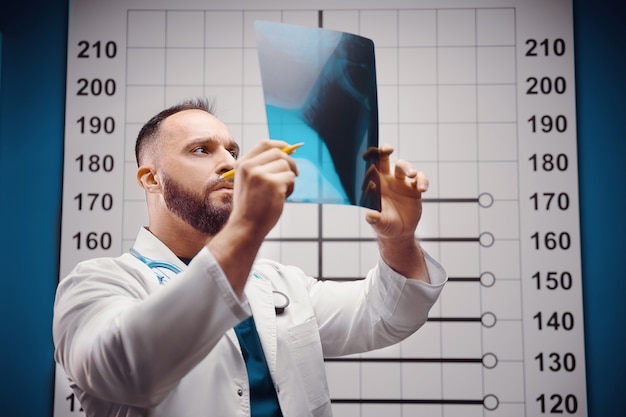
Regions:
[[162, 173, 232, 236]]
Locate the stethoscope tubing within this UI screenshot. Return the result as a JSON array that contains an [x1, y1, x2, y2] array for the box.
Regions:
[[130, 247, 289, 314]]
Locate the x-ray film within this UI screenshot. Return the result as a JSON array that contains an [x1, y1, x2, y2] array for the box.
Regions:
[[255, 21, 381, 211]]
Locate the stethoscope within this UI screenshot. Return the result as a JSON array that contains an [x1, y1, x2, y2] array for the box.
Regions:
[[130, 248, 289, 314], [130, 248, 182, 284]]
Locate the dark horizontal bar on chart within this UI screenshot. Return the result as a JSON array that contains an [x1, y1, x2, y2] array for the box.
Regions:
[[325, 357, 482, 364], [331, 398, 484, 405], [320, 275, 482, 282], [263, 237, 480, 243], [428, 317, 482, 323], [448, 276, 481, 282], [420, 237, 479, 242], [423, 197, 480, 203]]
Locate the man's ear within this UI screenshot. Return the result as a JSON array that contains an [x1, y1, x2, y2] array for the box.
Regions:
[[137, 164, 161, 193]]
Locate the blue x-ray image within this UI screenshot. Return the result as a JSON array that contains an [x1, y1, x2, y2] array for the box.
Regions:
[[255, 21, 381, 211]]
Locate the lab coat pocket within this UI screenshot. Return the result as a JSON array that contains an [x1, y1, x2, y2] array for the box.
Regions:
[[288, 317, 332, 416]]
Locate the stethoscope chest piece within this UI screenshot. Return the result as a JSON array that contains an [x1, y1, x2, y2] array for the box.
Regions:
[[272, 290, 289, 315]]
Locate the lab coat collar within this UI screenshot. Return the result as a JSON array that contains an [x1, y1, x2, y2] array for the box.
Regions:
[[134, 227, 189, 274]]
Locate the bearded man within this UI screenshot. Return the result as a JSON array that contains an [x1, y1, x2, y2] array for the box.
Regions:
[[53, 98, 447, 417]]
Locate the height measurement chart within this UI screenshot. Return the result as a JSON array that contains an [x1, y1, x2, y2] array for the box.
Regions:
[[55, 0, 584, 416]]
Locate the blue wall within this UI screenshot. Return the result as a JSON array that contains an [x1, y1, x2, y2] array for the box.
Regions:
[[0, 0, 624, 416], [574, 0, 626, 414], [0, 0, 67, 416]]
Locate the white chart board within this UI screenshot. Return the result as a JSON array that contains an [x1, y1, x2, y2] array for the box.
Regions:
[[55, 0, 585, 416]]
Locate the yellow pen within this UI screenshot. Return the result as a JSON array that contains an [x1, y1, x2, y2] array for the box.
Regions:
[[219, 142, 304, 182]]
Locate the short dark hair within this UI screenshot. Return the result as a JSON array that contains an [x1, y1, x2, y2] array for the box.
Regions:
[[135, 98, 216, 166]]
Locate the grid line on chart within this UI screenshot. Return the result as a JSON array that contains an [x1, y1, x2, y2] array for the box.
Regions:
[[474, 7, 487, 410]]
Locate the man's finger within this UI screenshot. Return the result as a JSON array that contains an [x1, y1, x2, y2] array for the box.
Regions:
[[377, 144, 394, 174], [393, 159, 417, 180], [416, 171, 429, 192]]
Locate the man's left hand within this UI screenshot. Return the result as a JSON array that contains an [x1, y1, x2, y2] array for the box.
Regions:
[[365, 145, 430, 282]]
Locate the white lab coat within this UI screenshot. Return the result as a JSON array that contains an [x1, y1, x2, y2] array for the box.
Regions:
[[53, 227, 446, 417]]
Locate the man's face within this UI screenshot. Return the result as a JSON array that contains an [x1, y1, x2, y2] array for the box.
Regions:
[[156, 110, 239, 235]]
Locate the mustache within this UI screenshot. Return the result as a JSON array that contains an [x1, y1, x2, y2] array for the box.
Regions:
[[206, 177, 231, 192]]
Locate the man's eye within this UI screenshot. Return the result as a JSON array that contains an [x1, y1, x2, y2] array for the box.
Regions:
[[229, 150, 238, 160], [193, 147, 208, 154]]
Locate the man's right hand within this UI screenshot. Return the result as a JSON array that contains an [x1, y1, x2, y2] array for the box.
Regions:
[[229, 139, 299, 239], [207, 139, 299, 297]]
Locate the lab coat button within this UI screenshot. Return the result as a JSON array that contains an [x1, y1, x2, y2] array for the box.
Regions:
[[237, 388, 243, 396]]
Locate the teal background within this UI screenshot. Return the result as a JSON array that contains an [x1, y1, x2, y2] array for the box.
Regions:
[[0, 0, 624, 415]]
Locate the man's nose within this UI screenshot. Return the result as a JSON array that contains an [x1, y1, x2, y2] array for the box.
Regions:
[[215, 148, 236, 175]]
